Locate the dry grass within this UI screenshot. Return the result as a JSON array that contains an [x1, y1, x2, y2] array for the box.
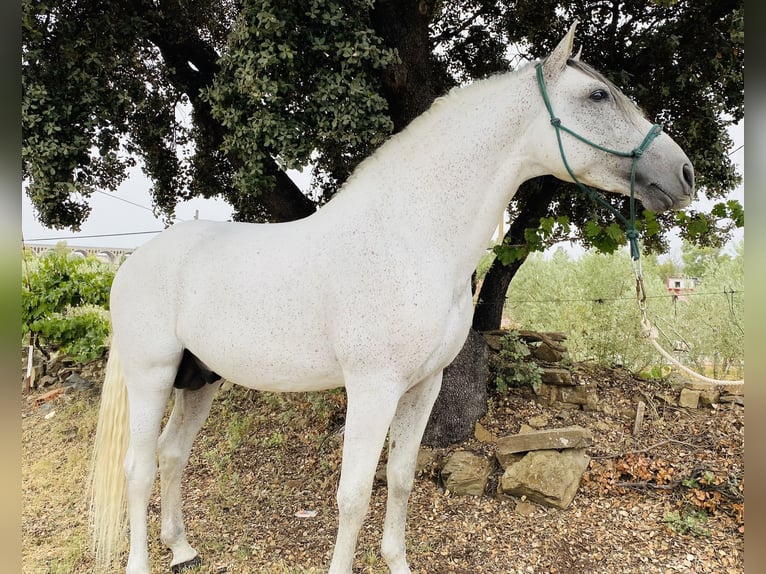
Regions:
[[22, 390, 97, 573], [22, 363, 744, 574]]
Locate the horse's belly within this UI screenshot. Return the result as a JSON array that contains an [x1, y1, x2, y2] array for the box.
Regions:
[[176, 301, 344, 392], [217, 358, 344, 393]]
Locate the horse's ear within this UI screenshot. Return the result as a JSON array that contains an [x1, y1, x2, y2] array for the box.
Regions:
[[541, 20, 578, 83], [572, 45, 583, 62]]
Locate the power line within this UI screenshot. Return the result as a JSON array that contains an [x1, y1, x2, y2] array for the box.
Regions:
[[94, 189, 156, 212], [506, 290, 743, 305], [25, 230, 163, 242], [26, 190, 183, 242]]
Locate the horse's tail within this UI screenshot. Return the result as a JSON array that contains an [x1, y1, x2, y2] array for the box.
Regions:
[[89, 343, 130, 573]]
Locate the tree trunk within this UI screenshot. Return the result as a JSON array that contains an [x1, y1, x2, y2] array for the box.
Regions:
[[422, 328, 488, 447], [371, 0, 441, 133], [472, 176, 559, 331]]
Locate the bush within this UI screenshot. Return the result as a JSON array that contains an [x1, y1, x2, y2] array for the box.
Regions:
[[22, 247, 115, 362], [488, 330, 543, 394]]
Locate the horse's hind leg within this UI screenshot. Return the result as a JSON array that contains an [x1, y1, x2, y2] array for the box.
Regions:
[[157, 382, 221, 571], [381, 372, 443, 574], [124, 368, 176, 574]]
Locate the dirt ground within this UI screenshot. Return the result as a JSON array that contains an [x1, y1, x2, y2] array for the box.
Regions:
[[22, 360, 743, 574]]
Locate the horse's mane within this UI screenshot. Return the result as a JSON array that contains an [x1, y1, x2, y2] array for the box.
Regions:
[[389, 58, 645, 141], [339, 57, 646, 193], [347, 62, 532, 174]]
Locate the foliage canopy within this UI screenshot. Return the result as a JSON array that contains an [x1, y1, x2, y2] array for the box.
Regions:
[[23, 0, 744, 253]]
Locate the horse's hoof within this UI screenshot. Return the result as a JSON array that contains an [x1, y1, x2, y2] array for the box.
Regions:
[[171, 555, 201, 573]]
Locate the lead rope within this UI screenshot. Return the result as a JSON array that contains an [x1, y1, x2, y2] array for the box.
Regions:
[[535, 64, 661, 260], [536, 63, 744, 387]]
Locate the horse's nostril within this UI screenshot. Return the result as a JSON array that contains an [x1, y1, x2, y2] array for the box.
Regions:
[[682, 163, 695, 190]]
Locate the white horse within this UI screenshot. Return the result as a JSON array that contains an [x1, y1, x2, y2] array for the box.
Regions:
[[90, 23, 694, 574]]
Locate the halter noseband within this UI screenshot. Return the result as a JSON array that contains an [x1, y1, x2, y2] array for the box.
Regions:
[[535, 63, 662, 260]]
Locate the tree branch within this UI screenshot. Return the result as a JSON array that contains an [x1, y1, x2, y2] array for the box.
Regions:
[[133, 0, 315, 222], [472, 177, 558, 331]]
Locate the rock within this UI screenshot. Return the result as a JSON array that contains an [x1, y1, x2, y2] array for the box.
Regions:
[[474, 422, 497, 443], [38, 403, 55, 416], [719, 383, 744, 397], [532, 343, 564, 363], [719, 395, 744, 406], [534, 379, 596, 408], [533, 383, 557, 405], [64, 373, 94, 392], [516, 330, 568, 349], [440, 450, 492, 496], [496, 425, 593, 467], [482, 331, 504, 352], [554, 409, 574, 422], [527, 415, 550, 428], [698, 388, 720, 407], [514, 500, 538, 516], [679, 388, 700, 409], [559, 385, 597, 407], [594, 421, 611, 433], [416, 448, 438, 474], [500, 448, 590, 509], [540, 368, 573, 386], [682, 382, 726, 406], [683, 381, 744, 406], [38, 375, 56, 388]]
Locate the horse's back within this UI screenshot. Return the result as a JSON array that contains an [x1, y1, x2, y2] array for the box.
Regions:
[[109, 219, 345, 389]]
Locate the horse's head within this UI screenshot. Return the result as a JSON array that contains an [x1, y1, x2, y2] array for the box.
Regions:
[[530, 22, 694, 212]]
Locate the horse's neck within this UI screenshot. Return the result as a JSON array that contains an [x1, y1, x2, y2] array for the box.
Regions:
[[324, 69, 541, 278]]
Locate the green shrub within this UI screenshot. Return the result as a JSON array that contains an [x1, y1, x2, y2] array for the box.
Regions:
[[488, 330, 543, 394], [22, 247, 115, 362]]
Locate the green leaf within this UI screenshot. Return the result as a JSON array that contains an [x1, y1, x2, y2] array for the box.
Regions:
[[687, 215, 709, 238], [643, 210, 660, 237], [605, 223, 624, 242], [583, 220, 601, 239]]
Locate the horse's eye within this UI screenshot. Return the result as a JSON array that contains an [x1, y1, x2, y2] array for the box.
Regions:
[[590, 89, 609, 102]]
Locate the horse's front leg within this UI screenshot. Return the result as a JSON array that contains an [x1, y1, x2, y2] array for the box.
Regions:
[[327, 376, 402, 574], [157, 382, 221, 572], [380, 372, 443, 574]]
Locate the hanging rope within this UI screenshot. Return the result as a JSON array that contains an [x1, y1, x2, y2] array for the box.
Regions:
[[631, 260, 743, 386]]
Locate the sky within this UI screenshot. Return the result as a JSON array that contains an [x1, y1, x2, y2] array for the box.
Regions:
[[21, 122, 744, 260]]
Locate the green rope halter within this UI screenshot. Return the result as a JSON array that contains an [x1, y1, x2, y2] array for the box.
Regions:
[[535, 63, 662, 260]]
